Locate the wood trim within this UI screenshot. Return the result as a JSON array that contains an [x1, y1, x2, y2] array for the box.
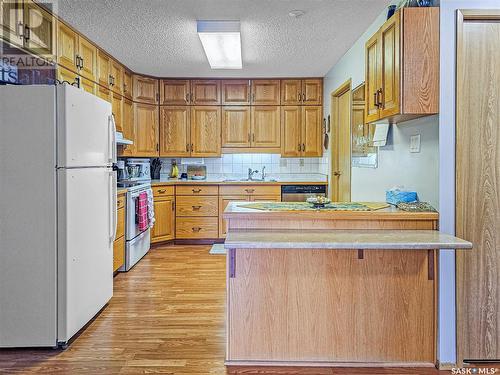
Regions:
[[221, 147, 281, 154], [225, 361, 437, 368]]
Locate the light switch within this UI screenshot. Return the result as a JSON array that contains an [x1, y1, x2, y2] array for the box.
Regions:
[[409, 134, 421, 153]]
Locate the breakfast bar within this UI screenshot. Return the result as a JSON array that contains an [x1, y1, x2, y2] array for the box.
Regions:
[[223, 202, 471, 367]]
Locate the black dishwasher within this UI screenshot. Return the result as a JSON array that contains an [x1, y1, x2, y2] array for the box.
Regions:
[[281, 185, 327, 202]]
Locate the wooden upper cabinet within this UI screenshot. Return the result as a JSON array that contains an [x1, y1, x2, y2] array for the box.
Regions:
[[119, 98, 135, 156], [160, 79, 190, 105], [57, 21, 77, 71], [364, 7, 438, 124], [222, 106, 251, 148], [133, 75, 159, 104], [379, 14, 400, 119], [222, 80, 251, 105], [111, 91, 123, 132], [191, 80, 221, 105], [302, 106, 322, 157], [80, 76, 96, 95], [78, 36, 97, 81], [159, 106, 191, 157], [1, 0, 24, 48], [96, 84, 111, 102], [251, 80, 280, 105], [251, 106, 280, 148], [23, 1, 55, 58], [56, 65, 78, 86], [190, 106, 221, 157], [134, 102, 159, 156], [123, 70, 133, 99], [281, 80, 302, 105], [97, 50, 111, 89], [281, 106, 302, 157], [302, 79, 322, 105], [110, 59, 123, 95]]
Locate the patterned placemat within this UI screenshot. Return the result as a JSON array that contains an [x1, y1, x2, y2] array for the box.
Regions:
[[238, 202, 389, 212]]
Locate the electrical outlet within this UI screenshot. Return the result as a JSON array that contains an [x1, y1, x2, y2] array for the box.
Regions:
[[280, 159, 287, 167], [409, 134, 421, 153], [299, 159, 304, 167]]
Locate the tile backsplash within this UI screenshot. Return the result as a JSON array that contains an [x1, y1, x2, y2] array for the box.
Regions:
[[158, 154, 329, 178]]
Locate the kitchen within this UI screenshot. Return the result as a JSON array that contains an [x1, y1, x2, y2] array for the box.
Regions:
[[0, 0, 499, 374]]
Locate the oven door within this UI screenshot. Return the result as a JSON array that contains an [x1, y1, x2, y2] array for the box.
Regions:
[[126, 189, 146, 241]]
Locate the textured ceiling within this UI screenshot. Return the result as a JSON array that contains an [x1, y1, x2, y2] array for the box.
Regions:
[[55, 0, 390, 78]]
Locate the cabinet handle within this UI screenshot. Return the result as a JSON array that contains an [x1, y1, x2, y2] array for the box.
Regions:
[[24, 25, 30, 41], [17, 22, 24, 38], [156, 143, 159, 152], [248, 133, 251, 142], [192, 188, 202, 193], [298, 143, 301, 152], [79, 56, 84, 69], [252, 133, 255, 142], [297, 92, 301, 101], [245, 188, 255, 193], [186, 93, 190, 102], [252, 93, 255, 102], [192, 205, 202, 210], [186, 143, 190, 152], [190, 143, 194, 152], [377, 89, 383, 108], [373, 92, 379, 108], [190, 93, 194, 103], [302, 143, 305, 152], [302, 92, 306, 102], [172, 201, 175, 211], [192, 227, 202, 232], [158, 189, 166, 193]]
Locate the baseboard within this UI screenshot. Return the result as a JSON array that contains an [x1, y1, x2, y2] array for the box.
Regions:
[[225, 360, 437, 368], [437, 361, 457, 370], [174, 239, 224, 245]]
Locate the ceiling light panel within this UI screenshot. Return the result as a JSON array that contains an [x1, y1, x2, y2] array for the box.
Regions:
[[197, 20, 242, 69]]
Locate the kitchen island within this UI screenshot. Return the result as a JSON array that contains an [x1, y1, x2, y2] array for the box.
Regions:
[[223, 202, 471, 368]]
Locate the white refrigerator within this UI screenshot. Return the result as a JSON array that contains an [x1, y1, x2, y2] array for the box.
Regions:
[[0, 84, 116, 348]]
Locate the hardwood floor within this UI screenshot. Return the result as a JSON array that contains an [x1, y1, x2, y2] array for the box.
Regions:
[[0, 245, 450, 374]]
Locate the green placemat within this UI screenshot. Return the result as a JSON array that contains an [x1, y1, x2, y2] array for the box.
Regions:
[[239, 202, 375, 211]]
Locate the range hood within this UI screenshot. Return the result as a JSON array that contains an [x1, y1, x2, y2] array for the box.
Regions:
[[115, 131, 133, 145]]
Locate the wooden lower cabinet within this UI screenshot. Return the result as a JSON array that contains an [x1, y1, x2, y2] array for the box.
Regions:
[[219, 196, 249, 238], [151, 196, 175, 243], [228, 249, 435, 363], [113, 194, 126, 272], [176, 217, 219, 239], [113, 236, 125, 272]]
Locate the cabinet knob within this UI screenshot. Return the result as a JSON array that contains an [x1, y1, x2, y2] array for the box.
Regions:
[[245, 188, 255, 193], [192, 188, 202, 193], [158, 189, 166, 193], [192, 205, 202, 210], [192, 227, 202, 232]]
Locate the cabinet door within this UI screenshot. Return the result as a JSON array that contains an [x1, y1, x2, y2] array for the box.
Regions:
[[219, 196, 248, 238], [97, 50, 111, 88], [365, 32, 381, 123], [57, 21, 77, 71], [133, 75, 159, 104], [134, 103, 159, 157], [222, 80, 251, 105], [96, 84, 111, 103], [222, 106, 251, 148], [251, 106, 280, 148], [302, 79, 322, 105], [281, 80, 302, 105], [159, 106, 191, 157], [251, 80, 280, 105], [250, 195, 281, 202], [110, 60, 123, 95], [80, 76, 96, 95], [24, 2, 55, 58], [78, 36, 97, 82], [113, 235, 125, 272], [191, 80, 221, 105], [302, 106, 323, 157], [379, 13, 400, 119], [120, 98, 135, 156], [160, 79, 190, 105], [111, 92, 123, 132], [56, 65, 78, 85], [123, 70, 133, 99], [1, 0, 24, 47], [190, 106, 221, 157], [151, 197, 175, 243], [281, 106, 302, 157]]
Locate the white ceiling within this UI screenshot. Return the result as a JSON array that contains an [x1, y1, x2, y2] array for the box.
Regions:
[[55, 0, 389, 78]]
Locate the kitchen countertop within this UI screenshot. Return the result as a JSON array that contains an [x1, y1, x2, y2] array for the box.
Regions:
[[224, 229, 472, 250], [151, 173, 328, 186]]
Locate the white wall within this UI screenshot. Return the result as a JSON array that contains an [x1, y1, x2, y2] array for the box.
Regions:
[[439, 0, 500, 366], [323, 2, 439, 208]]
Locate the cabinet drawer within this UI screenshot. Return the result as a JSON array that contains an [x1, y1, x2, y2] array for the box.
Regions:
[[117, 194, 126, 209], [219, 185, 281, 196], [116, 207, 125, 239], [176, 217, 219, 239], [176, 185, 219, 196], [176, 196, 218, 217], [153, 185, 175, 197], [113, 235, 125, 272]]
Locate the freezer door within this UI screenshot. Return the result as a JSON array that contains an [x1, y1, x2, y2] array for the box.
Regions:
[[57, 167, 115, 343], [57, 84, 115, 168]]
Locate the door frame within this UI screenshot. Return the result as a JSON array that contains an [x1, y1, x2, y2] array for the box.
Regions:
[[455, 9, 500, 366], [330, 79, 352, 201]]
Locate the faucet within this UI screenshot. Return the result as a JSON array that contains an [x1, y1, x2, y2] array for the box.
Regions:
[[248, 168, 259, 181], [261, 166, 266, 181]]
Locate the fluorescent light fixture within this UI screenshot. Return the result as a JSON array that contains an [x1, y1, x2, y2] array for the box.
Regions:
[[197, 20, 242, 69]]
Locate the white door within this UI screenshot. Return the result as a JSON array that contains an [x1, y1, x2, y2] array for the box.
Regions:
[[57, 167, 115, 343], [57, 84, 115, 168]]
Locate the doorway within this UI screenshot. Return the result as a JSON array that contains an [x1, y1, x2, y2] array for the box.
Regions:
[[456, 9, 500, 365], [330, 79, 352, 201]]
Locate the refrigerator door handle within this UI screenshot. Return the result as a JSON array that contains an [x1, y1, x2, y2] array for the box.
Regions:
[[108, 115, 117, 164], [109, 170, 117, 243]]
